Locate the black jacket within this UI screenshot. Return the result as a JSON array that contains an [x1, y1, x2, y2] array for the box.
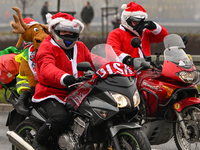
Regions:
[[81, 6, 94, 24], [41, 5, 48, 20]]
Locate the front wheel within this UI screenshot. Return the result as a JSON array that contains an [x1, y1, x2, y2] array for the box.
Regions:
[[102, 129, 151, 150], [12, 119, 41, 150], [173, 105, 200, 150]]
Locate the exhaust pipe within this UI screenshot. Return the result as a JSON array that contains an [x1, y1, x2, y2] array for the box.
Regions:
[[6, 131, 34, 150]]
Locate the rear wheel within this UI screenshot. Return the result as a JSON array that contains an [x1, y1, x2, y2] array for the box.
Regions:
[[102, 129, 151, 150], [12, 119, 41, 150], [173, 106, 200, 150]]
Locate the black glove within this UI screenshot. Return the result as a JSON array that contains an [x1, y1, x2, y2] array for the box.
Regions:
[[63, 75, 76, 86], [123, 56, 135, 66], [134, 20, 156, 35]]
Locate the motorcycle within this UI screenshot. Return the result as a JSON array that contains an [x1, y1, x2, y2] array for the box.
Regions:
[[5, 44, 151, 150], [131, 34, 200, 150]]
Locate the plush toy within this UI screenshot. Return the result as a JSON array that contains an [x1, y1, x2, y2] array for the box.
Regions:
[[11, 7, 49, 115]]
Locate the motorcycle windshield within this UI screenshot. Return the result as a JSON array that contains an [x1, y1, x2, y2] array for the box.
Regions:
[[91, 44, 121, 70], [163, 34, 192, 68]]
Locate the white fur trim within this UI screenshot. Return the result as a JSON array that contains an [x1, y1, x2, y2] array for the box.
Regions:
[[50, 38, 60, 47], [151, 22, 162, 35], [46, 13, 52, 24], [70, 44, 78, 78], [60, 73, 70, 86], [119, 53, 130, 62], [123, 10, 148, 19], [119, 25, 126, 31], [73, 19, 84, 33], [32, 95, 66, 104], [121, 4, 127, 10], [27, 21, 38, 25], [48, 17, 84, 33], [48, 17, 67, 32]]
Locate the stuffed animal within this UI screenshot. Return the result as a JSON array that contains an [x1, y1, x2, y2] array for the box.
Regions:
[[11, 7, 49, 115]]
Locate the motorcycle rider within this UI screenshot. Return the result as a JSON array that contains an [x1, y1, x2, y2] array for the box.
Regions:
[[31, 12, 94, 150], [106, 1, 168, 66]]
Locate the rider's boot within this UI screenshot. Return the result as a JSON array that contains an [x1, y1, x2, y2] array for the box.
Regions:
[[14, 90, 30, 116], [32, 138, 47, 150], [32, 122, 52, 150]]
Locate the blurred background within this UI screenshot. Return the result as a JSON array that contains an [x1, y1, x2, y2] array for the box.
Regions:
[[0, 0, 200, 55], [1, 0, 200, 24]]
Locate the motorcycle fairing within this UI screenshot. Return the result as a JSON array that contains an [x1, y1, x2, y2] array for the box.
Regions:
[[173, 97, 200, 112], [109, 122, 141, 137], [78, 94, 119, 126], [161, 60, 196, 83]]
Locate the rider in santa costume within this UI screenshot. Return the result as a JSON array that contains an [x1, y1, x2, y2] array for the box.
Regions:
[[32, 13, 93, 104], [107, 1, 168, 66], [31, 12, 94, 150]]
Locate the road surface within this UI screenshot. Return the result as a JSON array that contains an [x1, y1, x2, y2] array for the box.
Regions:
[[0, 111, 179, 150]]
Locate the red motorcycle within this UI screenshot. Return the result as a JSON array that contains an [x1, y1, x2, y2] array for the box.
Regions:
[[132, 34, 200, 150]]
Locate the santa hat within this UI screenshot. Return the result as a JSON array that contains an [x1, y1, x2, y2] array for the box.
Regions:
[[121, 2, 148, 19], [46, 12, 84, 33], [23, 17, 39, 25]]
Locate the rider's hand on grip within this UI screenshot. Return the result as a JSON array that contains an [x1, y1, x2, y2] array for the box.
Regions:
[[134, 20, 156, 35], [123, 56, 135, 66], [63, 75, 76, 86], [76, 76, 85, 82]]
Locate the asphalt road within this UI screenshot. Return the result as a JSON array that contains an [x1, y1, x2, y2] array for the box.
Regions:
[[0, 112, 12, 150], [0, 111, 179, 150]]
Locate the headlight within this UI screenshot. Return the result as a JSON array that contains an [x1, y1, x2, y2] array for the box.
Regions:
[[110, 92, 131, 108], [133, 90, 140, 107], [177, 71, 199, 84]]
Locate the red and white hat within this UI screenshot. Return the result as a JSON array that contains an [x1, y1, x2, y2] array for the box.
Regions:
[[46, 12, 84, 33], [121, 2, 148, 33], [23, 17, 38, 25], [121, 2, 148, 20]]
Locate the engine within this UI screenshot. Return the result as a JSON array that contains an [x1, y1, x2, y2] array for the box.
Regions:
[[58, 117, 86, 150]]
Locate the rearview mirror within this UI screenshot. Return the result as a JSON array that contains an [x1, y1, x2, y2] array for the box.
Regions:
[[182, 35, 188, 46], [131, 37, 141, 48], [77, 62, 92, 71]]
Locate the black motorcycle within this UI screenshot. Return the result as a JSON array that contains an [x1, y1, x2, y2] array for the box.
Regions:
[[5, 44, 151, 150]]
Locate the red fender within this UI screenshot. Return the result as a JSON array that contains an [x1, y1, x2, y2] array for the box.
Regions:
[[173, 97, 200, 112]]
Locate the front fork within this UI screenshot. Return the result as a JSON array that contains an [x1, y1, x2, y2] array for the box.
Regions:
[[107, 121, 121, 150], [175, 109, 198, 140], [175, 111, 190, 139], [173, 96, 200, 140]]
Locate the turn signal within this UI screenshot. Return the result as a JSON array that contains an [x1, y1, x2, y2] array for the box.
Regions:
[[162, 85, 175, 98]]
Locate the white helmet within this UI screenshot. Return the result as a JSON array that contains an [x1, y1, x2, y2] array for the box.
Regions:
[[121, 2, 148, 33], [46, 12, 84, 49]]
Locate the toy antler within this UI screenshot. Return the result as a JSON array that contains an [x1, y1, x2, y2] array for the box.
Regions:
[[11, 7, 29, 34], [11, 7, 29, 48]]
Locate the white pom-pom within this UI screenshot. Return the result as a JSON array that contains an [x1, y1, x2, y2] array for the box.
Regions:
[[46, 13, 52, 24], [121, 4, 127, 10]]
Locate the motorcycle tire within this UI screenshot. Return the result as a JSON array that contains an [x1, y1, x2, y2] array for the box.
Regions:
[[173, 105, 200, 150], [102, 129, 151, 150], [12, 119, 41, 150]]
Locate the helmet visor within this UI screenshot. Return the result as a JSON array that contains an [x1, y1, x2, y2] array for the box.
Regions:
[[54, 23, 80, 34], [127, 16, 145, 22], [54, 30, 79, 42]]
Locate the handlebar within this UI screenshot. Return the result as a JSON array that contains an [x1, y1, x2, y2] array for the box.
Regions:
[[68, 75, 93, 89]]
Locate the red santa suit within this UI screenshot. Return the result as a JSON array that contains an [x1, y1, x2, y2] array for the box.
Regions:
[[32, 35, 93, 104], [107, 1, 168, 62], [107, 24, 168, 61]]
